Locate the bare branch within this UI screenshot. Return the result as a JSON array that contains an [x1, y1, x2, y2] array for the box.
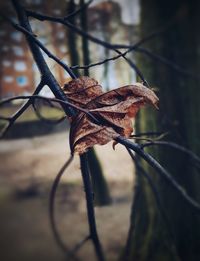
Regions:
[[0, 95, 99, 125], [132, 132, 165, 137], [26, 9, 174, 52], [127, 149, 175, 239], [66, 235, 90, 261], [0, 80, 44, 138], [0, 116, 11, 121], [26, 9, 130, 50], [117, 136, 200, 212], [63, 0, 93, 21], [126, 148, 179, 259], [135, 47, 200, 79], [3, 15, 76, 79], [49, 156, 79, 259], [32, 101, 66, 124], [80, 154, 106, 261], [11, 0, 75, 117], [113, 49, 149, 86], [121, 174, 141, 261], [141, 141, 200, 169]]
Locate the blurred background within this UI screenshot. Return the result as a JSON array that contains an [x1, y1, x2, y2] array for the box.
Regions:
[[0, 1, 138, 260], [0, 0, 200, 261]]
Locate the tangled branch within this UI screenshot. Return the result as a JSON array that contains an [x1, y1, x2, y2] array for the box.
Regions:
[[1, 1, 199, 261]]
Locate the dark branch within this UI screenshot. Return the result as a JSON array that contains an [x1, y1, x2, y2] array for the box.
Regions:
[[66, 235, 90, 261], [117, 136, 200, 212], [113, 49, 149, 86], [11, 0, 75, 117], [0, 95, 98, 124], [127, 149, 176, 240], [3, 15, 76, 79], [121, 174, 141, 261], [26, 9, 130, 49], [10, 3, 105, 261], [32, 101, 66, 124], [63, 0, 93, 21], [141, 141, 200, 168], [0, 80, 44, 138], [135, 47, 200, 79], [80, 154, 105, 261], [26, 9, 171, 51], [126, 148, 179, 258], [49, 156, 74, 255]]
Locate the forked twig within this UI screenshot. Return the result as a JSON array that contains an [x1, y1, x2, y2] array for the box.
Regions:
[[4, 1, 200, 261], [0, 80, 44, 138], [117, 136, 200, 212]]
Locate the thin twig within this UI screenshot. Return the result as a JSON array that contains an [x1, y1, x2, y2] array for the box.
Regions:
[[131, 131, 165, 137], [130, 132, 169, 142], [117, 136, 200, 212], [135, 47, 200, 79], [121, 175, 141, 261], [49, 156, 79, 260], [66, 235, 90, 261], [11, 0, 75, 117], [0, 95, 98, 124], [80, 154, 106, 261], [0, 80, 44, 138], [141, 141, 200, 168], [0, 116, 11, 121], [26, 9, 130, 49], [63, 0, 93, 21], [32, 101, 66, 124], [3, 15, 76, 79], [26, 9, 173, 51], [127, 149, 175, 239], [11, 3, 105, 261], [114, 49, 149, 86], [126, 148, 179, 259]]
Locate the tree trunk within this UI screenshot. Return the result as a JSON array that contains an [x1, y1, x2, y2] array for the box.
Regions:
[[79, 0, 111, 206], [125, 0, 200, 260], [67, 0, 80, 76], [67, 0, 111, 206]]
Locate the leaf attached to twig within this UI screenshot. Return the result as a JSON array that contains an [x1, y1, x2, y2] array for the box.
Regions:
[[63, 76, 159, 155]]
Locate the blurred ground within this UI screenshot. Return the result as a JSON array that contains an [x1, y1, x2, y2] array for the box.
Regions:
[[0, 132, 134, 261]]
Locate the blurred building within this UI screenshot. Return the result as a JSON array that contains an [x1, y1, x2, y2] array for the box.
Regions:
[[0, 0, 70, 99], [0, 0, 139, 99]]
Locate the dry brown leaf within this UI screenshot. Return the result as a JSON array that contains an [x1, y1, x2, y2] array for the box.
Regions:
[[63, 76, 159, 155], [62, 76, 103, 107]]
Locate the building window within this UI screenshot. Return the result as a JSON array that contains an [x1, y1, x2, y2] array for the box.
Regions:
[[60, 45, 67, 53], [16, 76, 28, 87], [12, 46, 24, 56], [10, 32, 23, 42], [57, 31, 65, 39], [3, 76, 14, 83], [2, 60, 11, 67], [14, 61, 27, 71], [32, 63, 38, 71]]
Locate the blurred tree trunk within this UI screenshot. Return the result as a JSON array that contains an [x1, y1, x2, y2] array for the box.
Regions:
[[125, 0, 200, 260], [67, 0, 80, 76], [67, 0, 111, 206], [79, 0, 111, 206]]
